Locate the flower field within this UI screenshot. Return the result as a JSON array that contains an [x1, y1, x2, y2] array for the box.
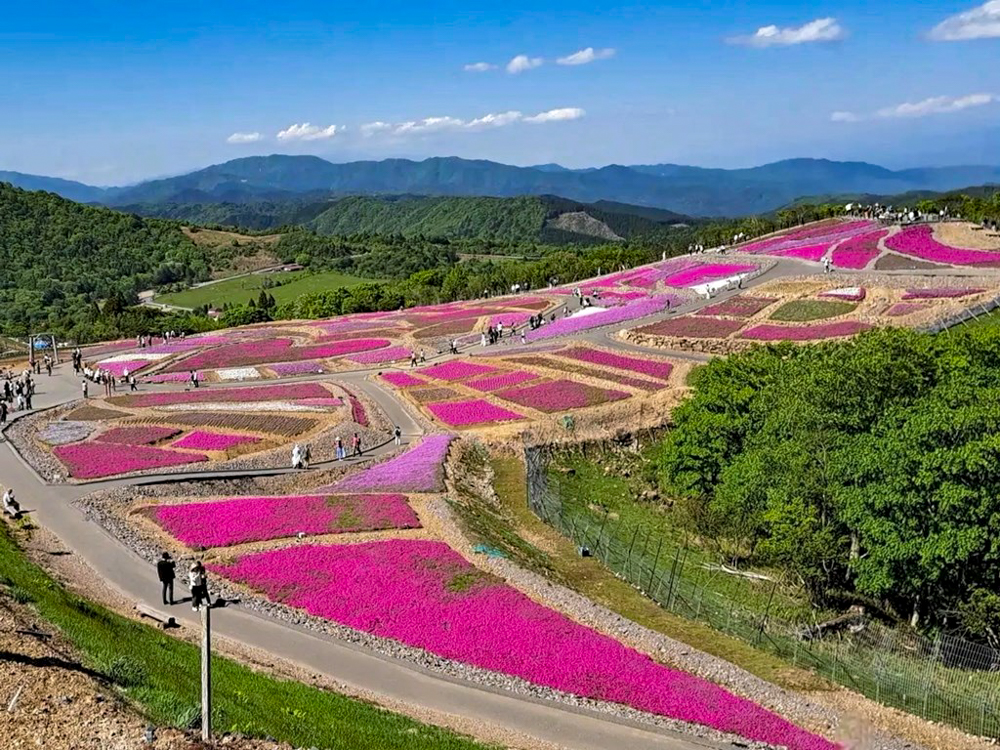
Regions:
[[95, 426, 181, 446], [163, 338, 392, 373], [422, 361, 497, 381], [554, 347, 674, 381], [265, 361, 327, 377], [885, 225, 1000, 267], [427, 399, 525, 427], [696, 296, 776, 318], [663, 263, 756, 287], [819, 287, 866, 302], [349, 346, 412, 365], [109, 383, 333, 409], [830, 229, 887, 269], [464, 371, 537, 392], [331, 435, 453, 493], [211, 540, 834, 750], [498, 379, 629, 413], [504, 355, 666, 392], [525, 296, 674, 342], [635, 316, 745, 339], [152, 494, 420, 547], [902, 287, 985, 299], [53, 442, 208, 479], [741, 322, 872, 341], [171, 431, 261, 451], [885, 302, 930, 317], [381, 371, 427, 388]]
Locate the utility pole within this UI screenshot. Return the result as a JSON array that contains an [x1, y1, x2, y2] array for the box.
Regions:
[[201, 605, 211, 741]]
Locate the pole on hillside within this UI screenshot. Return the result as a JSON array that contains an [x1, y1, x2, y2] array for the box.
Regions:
[[201, 605, 211, 741]]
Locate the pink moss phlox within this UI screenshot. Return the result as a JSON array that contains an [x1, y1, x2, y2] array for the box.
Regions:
[[427, 399, 524, 426], [830, 229, 887, 269], [772, 244, 829, 262], [525, 296, 673, 341], [171, 431, 261, 451], [423, 361, 498, 381], [696, 297, 776, 318], [819, 287, 866, 302], [885, 302, 930, 317], [53, 442, 207, 479], [381, 371, 427, 388], [901, 287, 985, 300], [145, 371, 201, 383], [112, 383, 331, 408], [155, 494, 419, 547], [498, 379, 629, 412], [663, 264, 756, 288], [331, 435, 453, 493], [741, 322, 872, 341], [211, 540, 835, 750], [266, 361, 326, 376], [349, 346, 413, 365], [465, 371, 538, 392], [638, 316, 745, 338], [556, 348, 673, 381], [885, 225, 1000, 266], [97, 360, 151, 378]]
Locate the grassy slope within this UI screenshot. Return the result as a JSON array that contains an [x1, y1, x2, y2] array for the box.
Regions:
[[450, 453, 827, 692], [0, 523, 491, 749], [156, 270, 373, 308]]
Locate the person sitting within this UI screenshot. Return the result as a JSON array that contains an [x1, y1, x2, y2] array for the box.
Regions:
[[2, 488, 22, 520]]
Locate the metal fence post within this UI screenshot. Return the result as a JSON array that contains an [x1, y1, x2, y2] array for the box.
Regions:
[[647, 537, 663, 593]]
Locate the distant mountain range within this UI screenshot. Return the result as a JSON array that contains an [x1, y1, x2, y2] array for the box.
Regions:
[[3, 156, 1000, 217]]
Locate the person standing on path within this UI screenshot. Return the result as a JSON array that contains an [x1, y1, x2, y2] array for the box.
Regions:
[[81, 380, 89, 399], [335, 436, 345, 461], [393, 425, 402, 446], [188, 561, 210, 611], [352, 432, 362, 458], [156, 552, 176, 606], [0, 399, 7, 425]]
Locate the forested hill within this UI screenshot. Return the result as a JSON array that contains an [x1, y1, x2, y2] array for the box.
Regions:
[[0, 183, 211, 335], [121, 194, 693, 244]]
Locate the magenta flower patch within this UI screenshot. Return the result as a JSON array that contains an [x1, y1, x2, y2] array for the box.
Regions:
[[331, 435, 453, 493], [110, 383, 331, 409], [266, 361, 326, 377], [884, 302, 930, 317], [465, 371, 537, 392], [663, 264, 756, 287], [427, 399, 524, 426], [53, 442, 207, 479], [741, 322, 872, 341], [637, 316, 744, 339], [885, 225, 1000, 266], [145, 371, 200, 383], [498, 379, 629, 413], [771, 244, 829, 262], [696, 297, 776, 318], [95, 426, 181, 446], [171, 431, 261, 451], [901, 287, 984, 300], [97, 360, 150, 378], [349, 346, 412, 365], [154, 494, 419, 548], [211, 540, 835, 750], [555, 348, 673, 381], [165, 338, 391, 372], [830, 229, 887, 269], [423, 361, 498, 381], [381, 371, 427, 388], [526, 296, 674, 342]]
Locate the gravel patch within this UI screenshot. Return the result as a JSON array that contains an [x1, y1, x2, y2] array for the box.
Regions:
[[37, 420, 94, 446]]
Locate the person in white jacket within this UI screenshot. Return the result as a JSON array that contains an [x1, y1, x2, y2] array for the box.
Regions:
[[188, 561, 210, 611]]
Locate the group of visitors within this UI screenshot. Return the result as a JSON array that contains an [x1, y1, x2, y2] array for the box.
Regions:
[[155, 552, 210, 611], [81, 367, 135, 398], [408, 350, 427, 368], [2, 370, 35, 420], [291, 443, 313, 469]]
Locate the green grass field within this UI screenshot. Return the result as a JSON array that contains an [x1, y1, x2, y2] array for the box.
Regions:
[[769, 299, 857, 322], [156, 270, 374, 309], [0, 523, 491, 750]]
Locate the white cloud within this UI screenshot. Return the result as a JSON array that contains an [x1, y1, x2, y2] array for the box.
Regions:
[[523, 107, 586, 124], [831, 93, 997, 123], [465, 111, 524, 129], [556, 47, 616, 65], [929, 1, 1000, 40], [463, 62, 497, 72], [226, 132, 263, 144], [506, 54, 544, 74], [394, 116, 467, 136], [360, 121, 394, 137], [729, 17, 845, 47], [276, 123, 340, 142]]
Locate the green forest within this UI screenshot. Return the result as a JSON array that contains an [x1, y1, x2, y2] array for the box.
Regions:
[[657, 326, 1000, 643]]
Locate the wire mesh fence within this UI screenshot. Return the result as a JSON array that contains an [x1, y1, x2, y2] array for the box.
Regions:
[[525, 445, 1000, 738]]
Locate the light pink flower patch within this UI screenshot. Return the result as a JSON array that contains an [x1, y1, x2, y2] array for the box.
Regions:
[[211, 540, 835, 750], [886, 225, 1000, 266], [498, 379, 629, 413], [884, 302, 930, 317], [741, 322, 872, 341], [154, 494, 419, 547], [331, 435, 453, 493], [145, 371, 200, 383], [97, 360, 150, 378], [349, 346, 412, 365], [95, 426, 181, 446], [555, 348, 673, 381], [53, 443, 207, 479], [819, 287, 866, 302], [465, 371, 537, 392], [381, 372, 427, 388], [266, 361, 326, 377], [172, 431, 261, 451], [901, 287, 985, 300], [427, 399, 524, 426], [526, 296, 676, 341], [663, 264, 756, 287], [422, 361, 498, 381]]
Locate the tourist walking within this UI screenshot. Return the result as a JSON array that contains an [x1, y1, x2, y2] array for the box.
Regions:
[[291, 444, 303, 469], [81, 380, 89, 399], [301, 443, 311, 469], [352, 432, 362, 457], [156, 552, 176, 606], [394, 425, 402, 446], [335, 436, 345, 460], [0, 400, 7, 425], [188, 561, 210, 611]]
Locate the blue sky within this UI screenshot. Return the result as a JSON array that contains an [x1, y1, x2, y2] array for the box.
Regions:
[[2, 0, 998, 184]]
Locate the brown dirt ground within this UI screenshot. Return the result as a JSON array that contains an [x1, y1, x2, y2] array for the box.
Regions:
[[934, 222, 1000, 251]]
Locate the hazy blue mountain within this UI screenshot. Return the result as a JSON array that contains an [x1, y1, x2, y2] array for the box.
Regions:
[[0, 171, 113, 203], [6, 156, 1000, 217]]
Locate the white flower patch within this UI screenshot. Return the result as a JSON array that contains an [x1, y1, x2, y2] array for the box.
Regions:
[[691, 274, 750, 298], [98, 352, 174, 364], [820, 286, 864, 301], [215, 367, 261, 381], [156, 401, 333, 413]]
